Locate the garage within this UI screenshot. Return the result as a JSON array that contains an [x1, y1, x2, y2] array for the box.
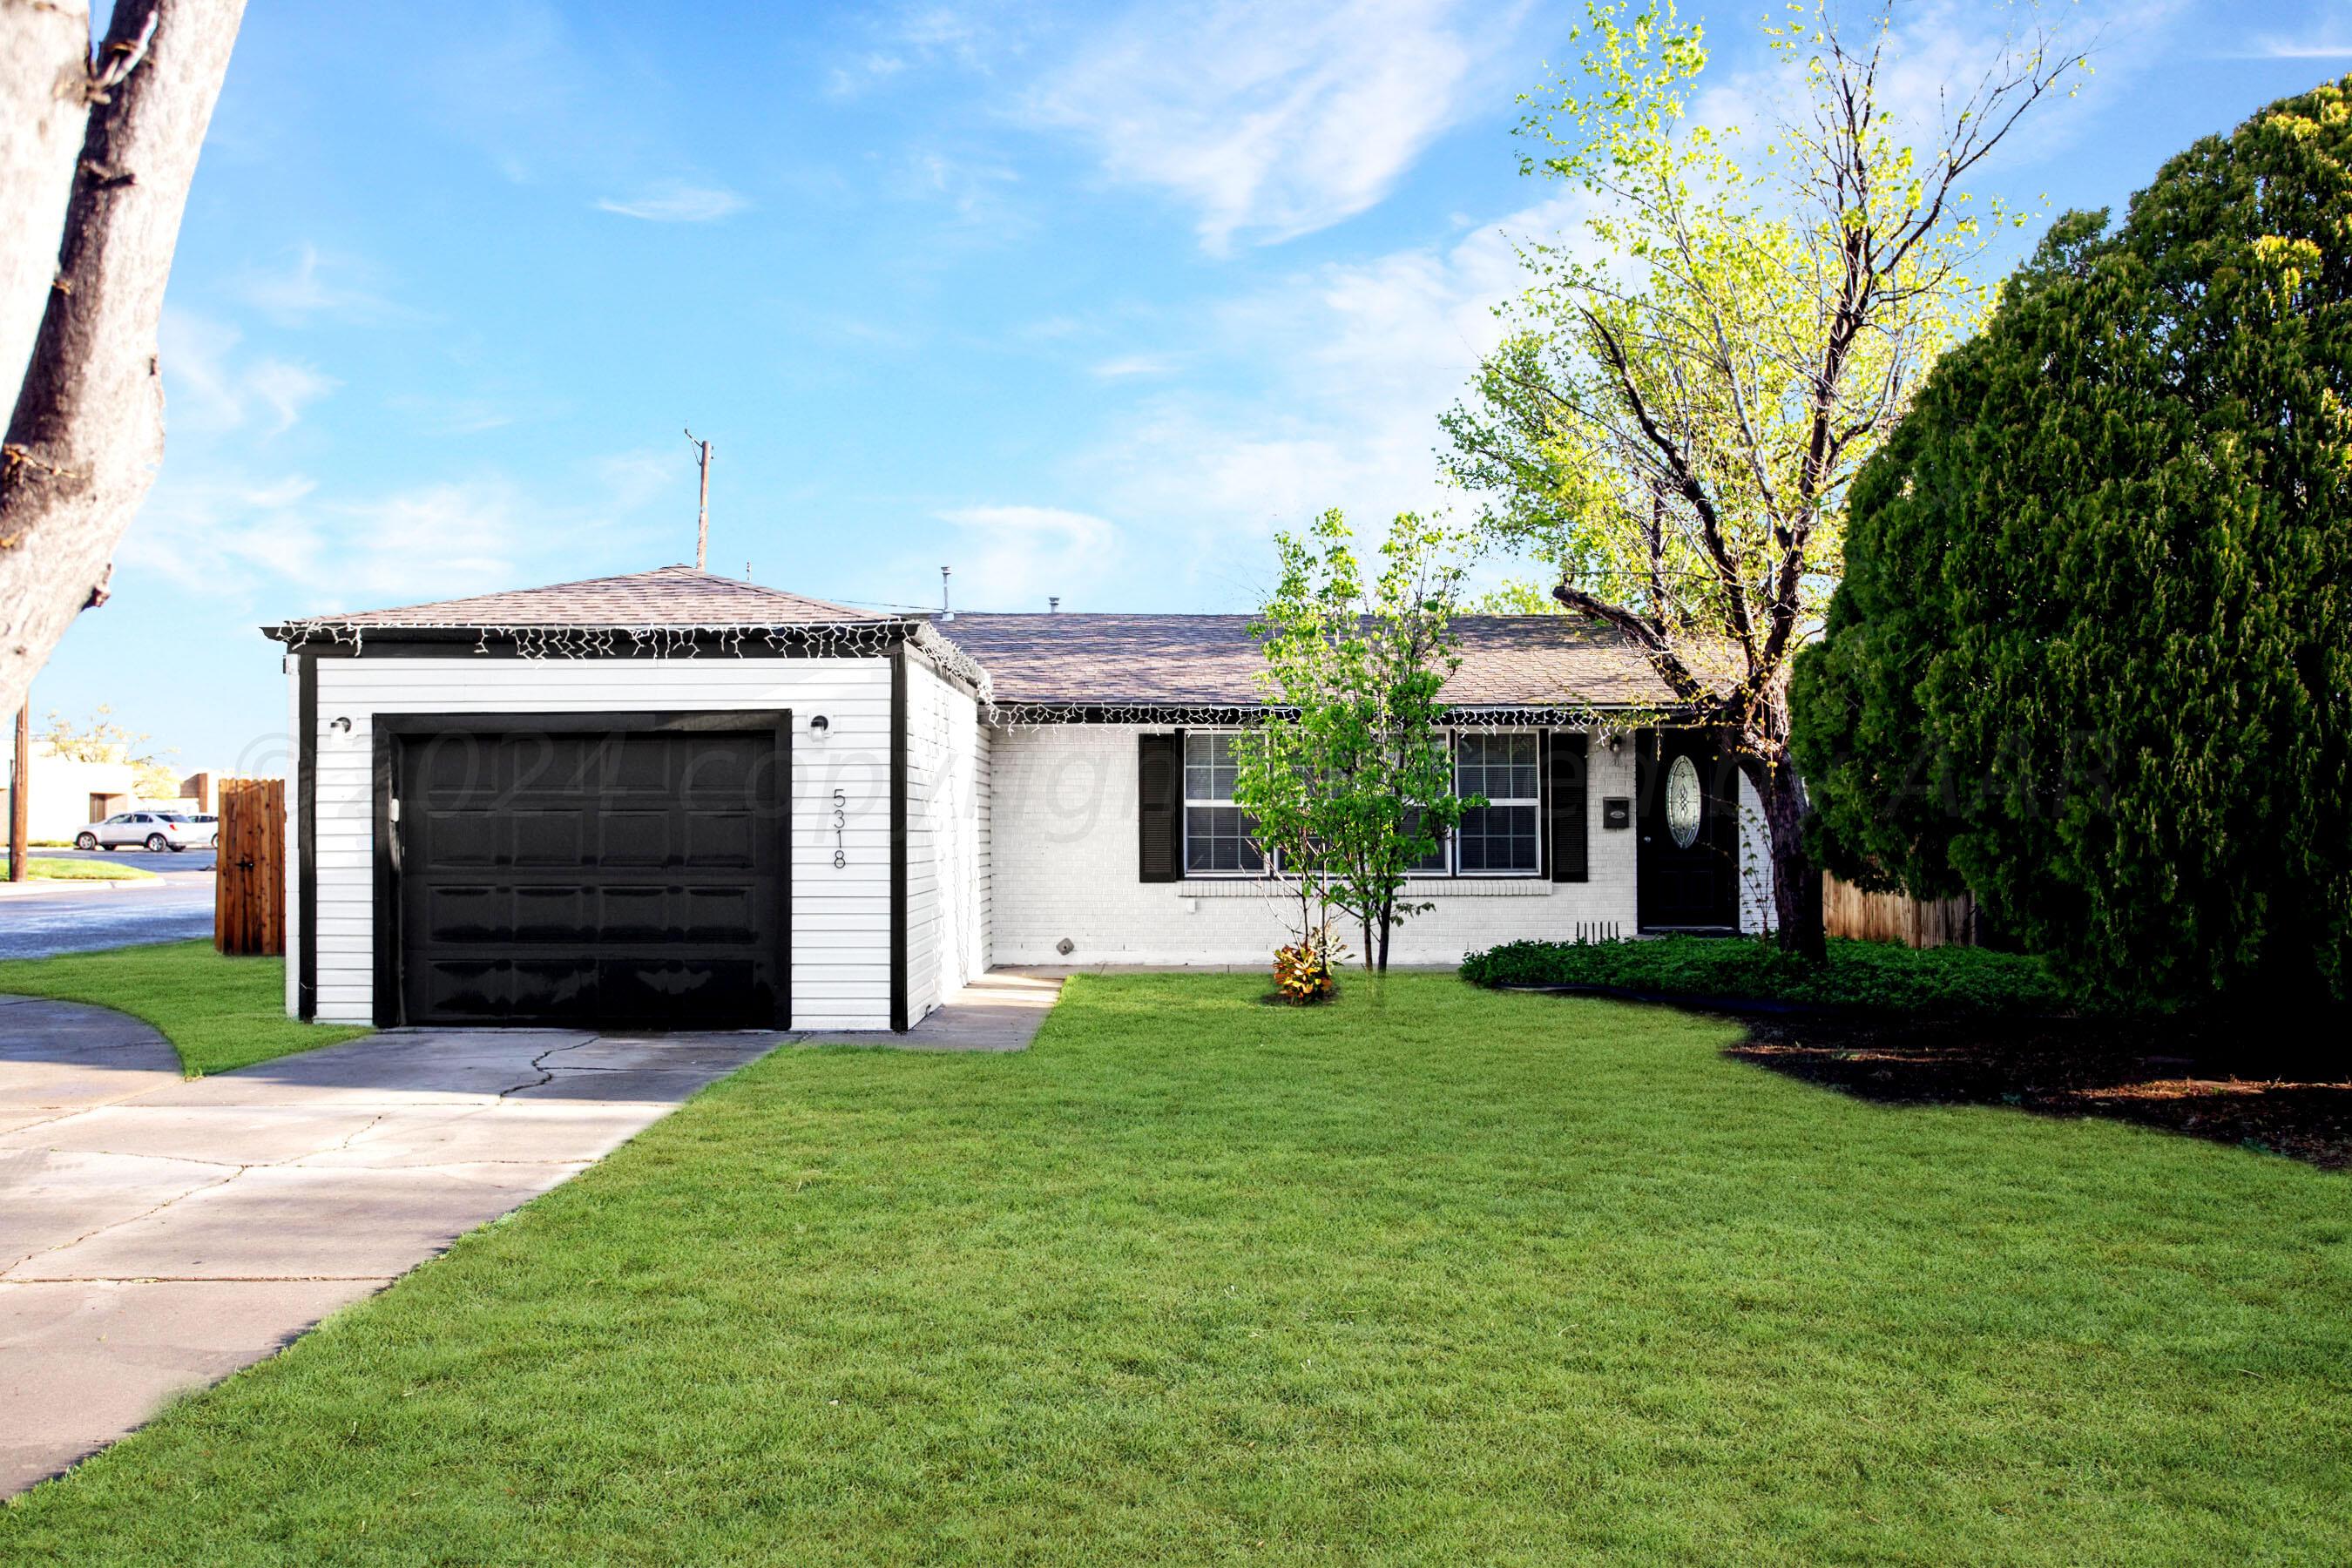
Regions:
[[377, 713, 791, 1029]]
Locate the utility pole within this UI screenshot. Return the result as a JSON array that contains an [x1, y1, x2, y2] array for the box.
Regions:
[[9, 702, 28, 883], [685, 428, 714, 571]]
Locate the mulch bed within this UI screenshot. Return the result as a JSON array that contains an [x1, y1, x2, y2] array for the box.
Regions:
[[1727, 1012, 2352, 1172]]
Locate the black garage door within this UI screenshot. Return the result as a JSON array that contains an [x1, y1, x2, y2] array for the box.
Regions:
[[385, 714, 789, 1028]]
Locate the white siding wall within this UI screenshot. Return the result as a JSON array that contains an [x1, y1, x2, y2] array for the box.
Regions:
[[290, 655, 894, 1030], [987, 724, 1651, 968], [905, 655, 988, 1024]]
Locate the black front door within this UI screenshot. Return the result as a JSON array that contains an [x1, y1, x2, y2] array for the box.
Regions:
[[1635, 728, 1740, 932], [386, 716, 789, 1027]]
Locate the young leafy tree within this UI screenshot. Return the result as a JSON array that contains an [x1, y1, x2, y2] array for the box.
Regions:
[[1232, 510, 1474, 973], [1792, 79, 2352, 1014], [1440, 0, 2078, 956]]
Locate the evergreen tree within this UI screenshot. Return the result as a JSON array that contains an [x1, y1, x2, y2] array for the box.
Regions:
[[1793, 78, 2352, 1011]]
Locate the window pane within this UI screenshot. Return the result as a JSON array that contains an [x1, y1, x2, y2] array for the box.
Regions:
[[1456, 733, 1538, 804], [1185, 805, 1264, 872], [1183, 733, 1239, 802], [1402, 808, 1448, 873], [1457, 803, 1538, 872]]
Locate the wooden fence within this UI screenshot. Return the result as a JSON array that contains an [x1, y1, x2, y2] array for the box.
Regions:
[[215, 777, 286, 956], [1822, 874, 1977, 950]]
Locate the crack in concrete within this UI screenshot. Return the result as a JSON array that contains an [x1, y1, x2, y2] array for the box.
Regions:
[[1, 1159, 253, 1278]]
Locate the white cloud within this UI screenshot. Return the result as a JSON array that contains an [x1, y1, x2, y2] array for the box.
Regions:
[[594, 182, 751, 222], [1067, 188, 1586, 590], [160, 309, 337, 436], [1089, 353, 1178, 379], [126, 458, 677, 610], [1024, 0, 1519, 253], [233, 243, 400, 327], [2227, 29, 2352, 59], [933, 504, 1116, 609]]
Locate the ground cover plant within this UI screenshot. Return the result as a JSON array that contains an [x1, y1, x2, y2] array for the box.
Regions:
[[2, 974, 2344, 1564], [0, 855, 156, 881], [0, 940, 364, 1075], [1462, 934, 2071, 1016]]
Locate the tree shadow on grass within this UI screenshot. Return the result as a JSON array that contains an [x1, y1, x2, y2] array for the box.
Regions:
[[1727, 1013, 2352, 1172]]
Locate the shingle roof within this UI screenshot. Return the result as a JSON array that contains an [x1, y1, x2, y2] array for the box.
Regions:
[[935, 613, 1679, 708], [277, 565, 883, 629]]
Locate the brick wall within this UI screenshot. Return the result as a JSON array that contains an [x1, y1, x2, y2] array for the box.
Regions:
[[987, 724, 1672, 967]]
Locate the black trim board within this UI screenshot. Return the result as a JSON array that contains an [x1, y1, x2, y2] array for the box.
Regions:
[[889, 646, 909, 1033], [296, 650, 317, 1020], [367, 709, 794, 1030], [265, 623, 917, 654]]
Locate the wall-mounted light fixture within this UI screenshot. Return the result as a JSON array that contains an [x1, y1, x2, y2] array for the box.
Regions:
[[808, 713, 830, 738], [328, 716, 353, 733]]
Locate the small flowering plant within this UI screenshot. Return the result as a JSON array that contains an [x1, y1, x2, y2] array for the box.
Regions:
[[1273, 920, 1348, 1005]]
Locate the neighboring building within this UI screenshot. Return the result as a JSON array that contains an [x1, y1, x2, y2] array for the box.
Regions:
[[267, 566, 1770, 1032], [0, 740, 140, 842]]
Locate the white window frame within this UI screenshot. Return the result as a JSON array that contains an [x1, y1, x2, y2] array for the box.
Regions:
[[1446, 729, 1544, 879], [1180, 731, 1268, 878], [1173, 726, 1546, 882]]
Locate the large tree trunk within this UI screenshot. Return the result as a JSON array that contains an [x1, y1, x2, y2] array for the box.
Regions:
[[0, 0, 245, 721], [0, 0, 92, 394], [1745, 751, 1826, 961]]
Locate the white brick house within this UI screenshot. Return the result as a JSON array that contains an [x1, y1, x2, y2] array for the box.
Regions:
[[270, 567, 1768, 1032]]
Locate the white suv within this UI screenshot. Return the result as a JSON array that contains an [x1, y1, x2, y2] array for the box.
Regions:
[[75, 812, 213, 852]]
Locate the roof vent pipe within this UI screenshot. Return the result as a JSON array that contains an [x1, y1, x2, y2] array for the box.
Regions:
[[1049, 596, 1059, 613], [940, 564, 954, 621]]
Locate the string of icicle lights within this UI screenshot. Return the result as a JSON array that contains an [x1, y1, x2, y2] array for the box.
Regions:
[[270, 622, 1628, 730], [272, 618, 997, 697]]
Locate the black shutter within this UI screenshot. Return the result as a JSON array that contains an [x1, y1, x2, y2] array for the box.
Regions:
[[1138, 731, 1184, 882], [1546, 729, 1589, 882]]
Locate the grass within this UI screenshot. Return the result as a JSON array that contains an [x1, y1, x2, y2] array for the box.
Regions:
[[0, 940, 366, 1076], [1464, 933, 2073, 1015], [0, 855, 158, 882], [2, 974, 2346, 1564]]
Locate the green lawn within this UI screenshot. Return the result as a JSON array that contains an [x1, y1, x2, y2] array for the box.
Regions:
[[3, 974, 2346, 1564], [0, 855, 157, 881], [0, 941, 366, 1076]]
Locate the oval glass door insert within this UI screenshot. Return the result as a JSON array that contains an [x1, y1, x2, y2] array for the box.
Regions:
[[1666, 754, 1703, 849]]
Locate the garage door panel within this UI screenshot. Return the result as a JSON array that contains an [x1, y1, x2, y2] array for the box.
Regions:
[[395, 723, 786, 1028], [426, 811, 499, 866], [684, 812, 755, 868], [599, 811, 673, 865], [598, 956, 762, 1014], [425, 885, 506, 942], [512, 884, 590, 940]]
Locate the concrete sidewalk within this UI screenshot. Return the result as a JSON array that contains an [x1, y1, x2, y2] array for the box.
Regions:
[[0, 997, 784, 1496]]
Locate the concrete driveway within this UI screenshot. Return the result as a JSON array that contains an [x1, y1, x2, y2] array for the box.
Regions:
[[0, 995, 782, 1496]]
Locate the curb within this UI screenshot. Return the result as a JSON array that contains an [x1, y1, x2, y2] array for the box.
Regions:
[[0, 876, 171, 898]]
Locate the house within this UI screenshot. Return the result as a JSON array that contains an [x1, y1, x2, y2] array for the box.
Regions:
[[267, 565, 1769, 1031], [0, 740, 142, 842]]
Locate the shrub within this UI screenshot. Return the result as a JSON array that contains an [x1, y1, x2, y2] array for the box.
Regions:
[[1791, 78, 2352, 1011], [1460, 936, 2073, 1016]]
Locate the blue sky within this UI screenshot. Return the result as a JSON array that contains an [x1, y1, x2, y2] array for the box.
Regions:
[[26, 0, 2352, 776]]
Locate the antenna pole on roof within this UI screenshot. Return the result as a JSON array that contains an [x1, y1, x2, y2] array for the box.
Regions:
[[685, 427, 714, 571], [940, 564, 953, 621]]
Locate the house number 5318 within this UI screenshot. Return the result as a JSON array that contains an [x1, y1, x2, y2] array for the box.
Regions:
[[832, 788, 848, 868]]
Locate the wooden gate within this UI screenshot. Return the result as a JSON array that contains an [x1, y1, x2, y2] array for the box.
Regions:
[[215, 777, 286, 956]]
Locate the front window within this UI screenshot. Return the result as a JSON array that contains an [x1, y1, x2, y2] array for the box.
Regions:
[[1453, 733, 1541, 874], [1183, 733, 1265, 874]]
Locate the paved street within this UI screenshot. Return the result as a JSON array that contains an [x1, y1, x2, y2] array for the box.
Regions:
[[0, 850, 216, 960]]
